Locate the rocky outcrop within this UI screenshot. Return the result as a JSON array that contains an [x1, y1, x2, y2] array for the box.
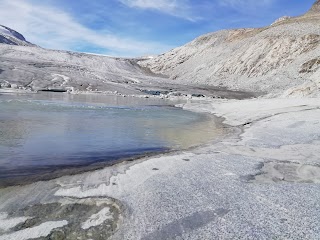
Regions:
[[271, 16, 291, 26], [299, 58, 320, 73]]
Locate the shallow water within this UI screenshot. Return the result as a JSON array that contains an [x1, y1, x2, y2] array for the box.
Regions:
[[0, 92, 221, 185]]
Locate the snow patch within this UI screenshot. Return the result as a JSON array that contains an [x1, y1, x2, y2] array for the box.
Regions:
[[0, 220, 68, 240], [0, 213, 30, 232], [0, 26, 13, 37], [81, 207, 112, 230]]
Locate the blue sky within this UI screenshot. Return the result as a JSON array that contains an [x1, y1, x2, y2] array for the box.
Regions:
[[0, 0, 315, 57]]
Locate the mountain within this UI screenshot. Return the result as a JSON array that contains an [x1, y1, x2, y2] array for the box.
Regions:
[[1, 1, 320, 97], [138, 1, 320, 97], [0, 25, 35, 47], [0, 28, 173, 95], [307, 0, 320, 15], [0, 29, 253, 98], [0, 44, 170, 94]]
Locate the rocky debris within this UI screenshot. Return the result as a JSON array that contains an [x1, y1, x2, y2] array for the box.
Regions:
[[0, 81, 11, 88], [282, 68, 320, 98], [299, 58, 320, 73], [271, 16, 291, 26]]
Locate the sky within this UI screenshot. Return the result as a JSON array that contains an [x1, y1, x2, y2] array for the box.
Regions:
[[0, 0, 316, 57]]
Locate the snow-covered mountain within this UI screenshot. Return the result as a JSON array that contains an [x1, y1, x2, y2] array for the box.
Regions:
[[0, 27, 252, 98], [0, 25, 35, 47], [138, 0, 320, 97], [0, 44, 171, 94], [0, 26, 174, 95]]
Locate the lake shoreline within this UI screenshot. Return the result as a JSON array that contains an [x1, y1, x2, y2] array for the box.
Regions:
[[0, 91, 227, 189], [1, 92, 320, 239]]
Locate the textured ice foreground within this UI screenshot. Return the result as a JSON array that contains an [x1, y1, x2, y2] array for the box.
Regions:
[[1, 97, 320, 239]]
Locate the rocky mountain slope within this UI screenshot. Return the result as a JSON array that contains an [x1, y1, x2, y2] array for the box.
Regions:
[[0, 25, 173, 95], [0, 25, 35, 47], [308, 0, 320, 14], [0, 44, 170, 94], [0, 28, 254, 99], [1, 1, 319, 98], [139, 1, 320, 97]]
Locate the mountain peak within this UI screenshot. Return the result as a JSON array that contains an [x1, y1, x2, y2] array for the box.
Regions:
[[0, 25, 35, 47], [306, 0, 320, 15]]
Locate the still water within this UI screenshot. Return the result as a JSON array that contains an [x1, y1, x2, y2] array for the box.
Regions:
[[0, 92, 221, 185]]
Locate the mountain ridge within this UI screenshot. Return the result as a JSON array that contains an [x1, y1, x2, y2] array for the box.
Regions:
[[1, 1, 320, 97], [138, 1, 320, 97], [307, 0, 320, 14], [0, 25, 35, 47]]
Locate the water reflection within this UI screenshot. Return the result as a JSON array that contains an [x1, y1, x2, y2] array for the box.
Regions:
[[0, 93, 221, 183]]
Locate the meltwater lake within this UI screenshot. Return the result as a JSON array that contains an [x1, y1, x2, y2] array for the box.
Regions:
[[0, 92, 221, 187]]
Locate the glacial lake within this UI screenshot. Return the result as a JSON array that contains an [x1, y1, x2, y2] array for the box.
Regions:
[[0, 92, 222, 186]]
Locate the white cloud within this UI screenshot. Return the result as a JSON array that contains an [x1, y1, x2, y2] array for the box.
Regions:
[[0, 0, 173, 56], [118, 0, 198, 21], [219, 0, 274, 10], [120, 0, 178, 11]]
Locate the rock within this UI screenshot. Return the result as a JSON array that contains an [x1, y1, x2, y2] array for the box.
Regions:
[[10, 84, 18, 89], [271, 16, 291, 26], [1, 82, 11, 88], [300, 58, 320, 73], [191, 94, 205, 98]]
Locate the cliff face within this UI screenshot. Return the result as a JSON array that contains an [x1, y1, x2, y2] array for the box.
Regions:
[[139, 1, 320, 97]]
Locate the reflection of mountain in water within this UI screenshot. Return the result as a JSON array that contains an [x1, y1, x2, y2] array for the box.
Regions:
[[0, 103, 33, 148], [156, 114, 224, 149]]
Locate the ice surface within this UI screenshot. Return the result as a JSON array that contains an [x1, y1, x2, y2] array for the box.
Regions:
[[0, 221, 68, 240]]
